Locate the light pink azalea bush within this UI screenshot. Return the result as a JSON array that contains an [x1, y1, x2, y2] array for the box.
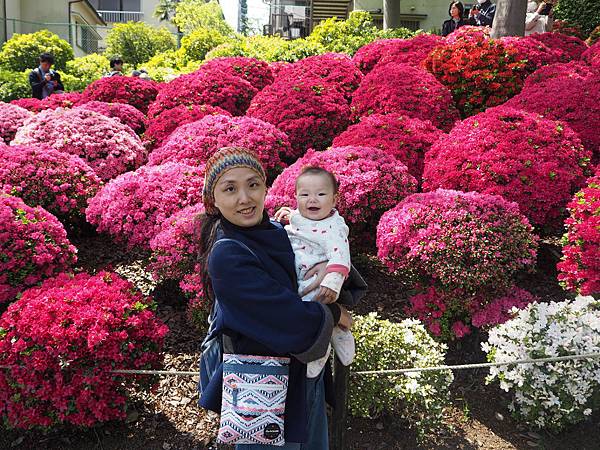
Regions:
[[86, 162, 204, 249], [75, 101, 146, 135], [0, 102, 32, 144], [199, 56, 274, 90], [81, 76, 159, 114], [0, 194, 77, 303], [0, 271, 168, 428], [0, 145, 101, 223], [423, 106, 591, 229], [11, 108, 146, 181]]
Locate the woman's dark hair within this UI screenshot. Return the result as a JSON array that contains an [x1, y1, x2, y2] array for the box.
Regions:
[[39, 52, 54, 64], [448, 1, 465, 17], [295, 166, 339, 195], [110, 57, 123, 68], [195, 212, 221, 306]]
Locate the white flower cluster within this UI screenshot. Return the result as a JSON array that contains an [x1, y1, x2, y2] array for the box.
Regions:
[[482, 296, 600, 431]]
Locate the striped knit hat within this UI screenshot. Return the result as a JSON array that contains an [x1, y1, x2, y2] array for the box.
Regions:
[[202, 147, 266, 215]]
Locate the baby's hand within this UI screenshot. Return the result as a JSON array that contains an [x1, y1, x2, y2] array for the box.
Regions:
[[274, 206, 292, 223], [314, 286, 337, 304]]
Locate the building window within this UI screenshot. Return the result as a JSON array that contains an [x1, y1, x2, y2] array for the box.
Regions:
[[75, 21, 99, 54], [90, 0, 141, 11]]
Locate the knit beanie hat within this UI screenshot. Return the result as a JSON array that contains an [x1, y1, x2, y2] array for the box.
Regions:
[[202, 147, 267, 215]]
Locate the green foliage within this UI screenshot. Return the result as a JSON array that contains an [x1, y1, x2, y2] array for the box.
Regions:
[[60, 73, 86, 92], [143, 49, 184, 70], [153, 0, 179, 22], [65, 53, 110, 88], [349, 313, 453, 441], [378, 27, 417, 39], [554, 0, 600, 35], [0, 30, 74, 72], [306, 11, 381, 55], [270, 39, 326, 62], [588, 24, 600, 45], [0, 70, 30, 102], [105, 22, 176, 68], [173, 0, 234, 36], [180, 28, 228, 62]]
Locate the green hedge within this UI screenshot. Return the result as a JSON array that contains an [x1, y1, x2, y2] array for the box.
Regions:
[[0, 70, 31, 102], [0, 30, 74, 72], [554, 0, 600, 35], [105, 22, 177, 68]]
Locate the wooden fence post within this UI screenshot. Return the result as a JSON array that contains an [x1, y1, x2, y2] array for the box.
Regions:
[[331, 356, 350, 450]]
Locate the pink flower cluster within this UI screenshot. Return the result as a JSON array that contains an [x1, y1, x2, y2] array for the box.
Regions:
[[523, 61, 593, 90], [148, 114, 290, 179], [199, 57, 274, 90], [0, 271, 168, 428], [470, 287, 538, 329], [0, 195, 77, 303], [500, 36, 563, 73], [12, 92, 84, 113], [0, 145, 101, 223], [266, 146, 417, 248], [247, 78, 350, 158], [269, 61, 290, 77], [11, 108, 147, 181], [81, 76, 159, 114], [0, 102, 32, 144], [445, 25, 490, 44], [581, 41, 600, 68], [86, 162, 204, 249], [148, 69, 257, 118], [75, 101, 146, 135], [332, 113, 443, 183], [423, 107, 591, 229], [350, 63, 459, 132], [529, 32, 588, 63], [557, 174, 600, 295]]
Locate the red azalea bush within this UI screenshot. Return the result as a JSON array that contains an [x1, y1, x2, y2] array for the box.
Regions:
[[81, 76, 159, 114], [529, 32, 588, 63], [0, 194, 77, 303], [500, 35, 563, 73], [350, 63, 458, 132], [247, 78, 350, 158], [143, 104, 231, 151], [148, 114, 290, 179], [11, 92, 83, 113], [581, 40, 600, 67], [11, 108, 146, 181], [445, 25, 491, 44], [75, 101, 146, 135], [147, 69, 257, 118], [422, 107, 591, 229], [557, 174, 600, 295], [10, 98, 43, 112], [0, 145, 101, 223], [424, 37, 526, 117], [265, 146, 417, 247], [0, 102, 32, 143], [332, 113, 443, 182], [0, 271, 168, 428], [199, 56, 274, 90], [523, 61, 593, 89], [86, 162, 204, 249]]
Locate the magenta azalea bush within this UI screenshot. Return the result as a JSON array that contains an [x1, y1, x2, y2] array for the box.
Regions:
[[11, 108, 146, 181], [332, 113, 443, 183], [500, 35, 564, 73], [523, 61, 593, 89], [86, 162, 204, 249], [350, 63, 459, 132], [75, 101, 146, 135], [0, 271, 168, 428], [446, 25, 491, 44], [581, 41, 600, 67], [247, 78, 350, 158], [12, 92, 84, 113], [199, 56, 274, 90], [0, 194, 77, 303], [0, 102, 32, 144], [557, 174, 600, 295], [81, 76, 159, 114], [0, 145, 101, 223], [529, 32, 588, 63], [422, 107, 591, 229]]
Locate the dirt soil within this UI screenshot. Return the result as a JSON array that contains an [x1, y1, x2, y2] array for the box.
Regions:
[[1, 234, 599, 450]]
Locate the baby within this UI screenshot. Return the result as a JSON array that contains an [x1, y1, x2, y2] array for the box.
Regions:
[[275, 166, 355, 378]]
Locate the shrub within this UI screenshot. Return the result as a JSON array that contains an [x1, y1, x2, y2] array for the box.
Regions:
[[528, 32, 588, 62], [0, 70, 30, 102], [483, 296, 600, 431], [173, 0, 234, 36], [11, 92, 83, 112], [180, 28, 227, 62], [557, 174, 600, 295], [581, 40, 600, 67], [12, 108, 146, 181], [269, 39, 326, 62], [0, 195, 77, 303], [554, 0, 600, 35], [105, 22, 176, 68], [86, 162, 204, 249], [64, 53, 110, 87], [445, 25, 491, 44], [422, 107, 591, 229], [205, 35, 288, 62], [552, 20, 587, 40], [199, 57, 273, 90], [350, 63, 459, 132], [81, 76, 159, 114], [247, 78, 350, 159], [499, 36, 563, 73], [587, 25, 600, 46], [332, 113, 443, 183], [0, 102, 32, 144], [523, 61, 593, 90], [75, 101, 146, 135], [0, 145, 101, 224], [148, 115, 290, 179], [349, 313, 453, 441], [0, 30, 73, 72], [60, 72, 87, 92], [377, 27, 416, 40], [0, 271, 168, 428]]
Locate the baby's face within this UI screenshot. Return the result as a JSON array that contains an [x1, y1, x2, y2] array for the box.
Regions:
[[295, 173, 336, 221]]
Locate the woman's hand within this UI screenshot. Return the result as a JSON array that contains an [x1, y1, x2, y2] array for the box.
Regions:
[[274, 206, 292, 223], [314, 286, 337, 304], [337, 305, 353, 331], [299, 261, 328, 296]]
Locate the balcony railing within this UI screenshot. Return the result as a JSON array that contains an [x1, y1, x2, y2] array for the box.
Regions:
[[97, 10, 144, 23]]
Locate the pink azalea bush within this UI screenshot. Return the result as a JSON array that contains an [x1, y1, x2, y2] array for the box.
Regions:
[[422, 107, 591, 229], [523, 61, 593, 89], [10, 92, 83, 113], [75, 101, 146, 135], [350, 63, 459, 132], [500, 36, 563, 73], [143, 104, 231, 151], [86, 162, 204, 249], [269, 61, 291, 77], [0, 194, 77, 303], [11, 108, 146, 181], [0, 145, 101, 223], [199, 56, 274, 90], [581, 41, 600, 67], [529, 32, 588, 63], [247, 78, 350, 158], [445, 25, 490, 44], [0, 271, 168, 428], [81, 76, 159, 114], [0, 102, 32, 144], [557, 174, 600, 295], [470, 287, 538, 329], [332, 113, 443, 183]]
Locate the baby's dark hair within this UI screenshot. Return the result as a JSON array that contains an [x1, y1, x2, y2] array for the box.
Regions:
[[295, 166, 338, 194]]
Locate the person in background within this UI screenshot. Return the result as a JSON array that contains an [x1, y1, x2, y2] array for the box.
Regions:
[[104, 57, 123, 77], [469, 0, 496, 27], [442, 1, 469, 36], [525, 1, 550, 35], [28, 52, 64, 100]]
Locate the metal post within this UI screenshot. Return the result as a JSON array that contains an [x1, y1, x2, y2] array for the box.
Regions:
[[383, 0, 401, 29], [331, 356, 350, 450]]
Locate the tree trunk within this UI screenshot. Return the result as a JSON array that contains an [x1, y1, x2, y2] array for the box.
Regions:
[[491, 0, 528, 38], [383, 0, 400, 29]]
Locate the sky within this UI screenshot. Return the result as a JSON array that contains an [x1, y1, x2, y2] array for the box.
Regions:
[[220, 0, 271, 34]]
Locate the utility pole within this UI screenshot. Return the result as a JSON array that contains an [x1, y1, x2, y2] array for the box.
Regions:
[[383, 0, 400, 29]]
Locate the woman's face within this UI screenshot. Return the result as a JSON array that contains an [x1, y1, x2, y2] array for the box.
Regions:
[[450, 4, 461, 17], [213, 167, 266, 227]]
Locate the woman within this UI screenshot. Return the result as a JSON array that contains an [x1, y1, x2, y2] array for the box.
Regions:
[[197, 147, 353, 449], [525, 1, 551, 35], [442, 1, 468, 36]]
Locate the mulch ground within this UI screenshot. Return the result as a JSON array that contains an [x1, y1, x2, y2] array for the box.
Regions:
[[1, 233, 599, 450]]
